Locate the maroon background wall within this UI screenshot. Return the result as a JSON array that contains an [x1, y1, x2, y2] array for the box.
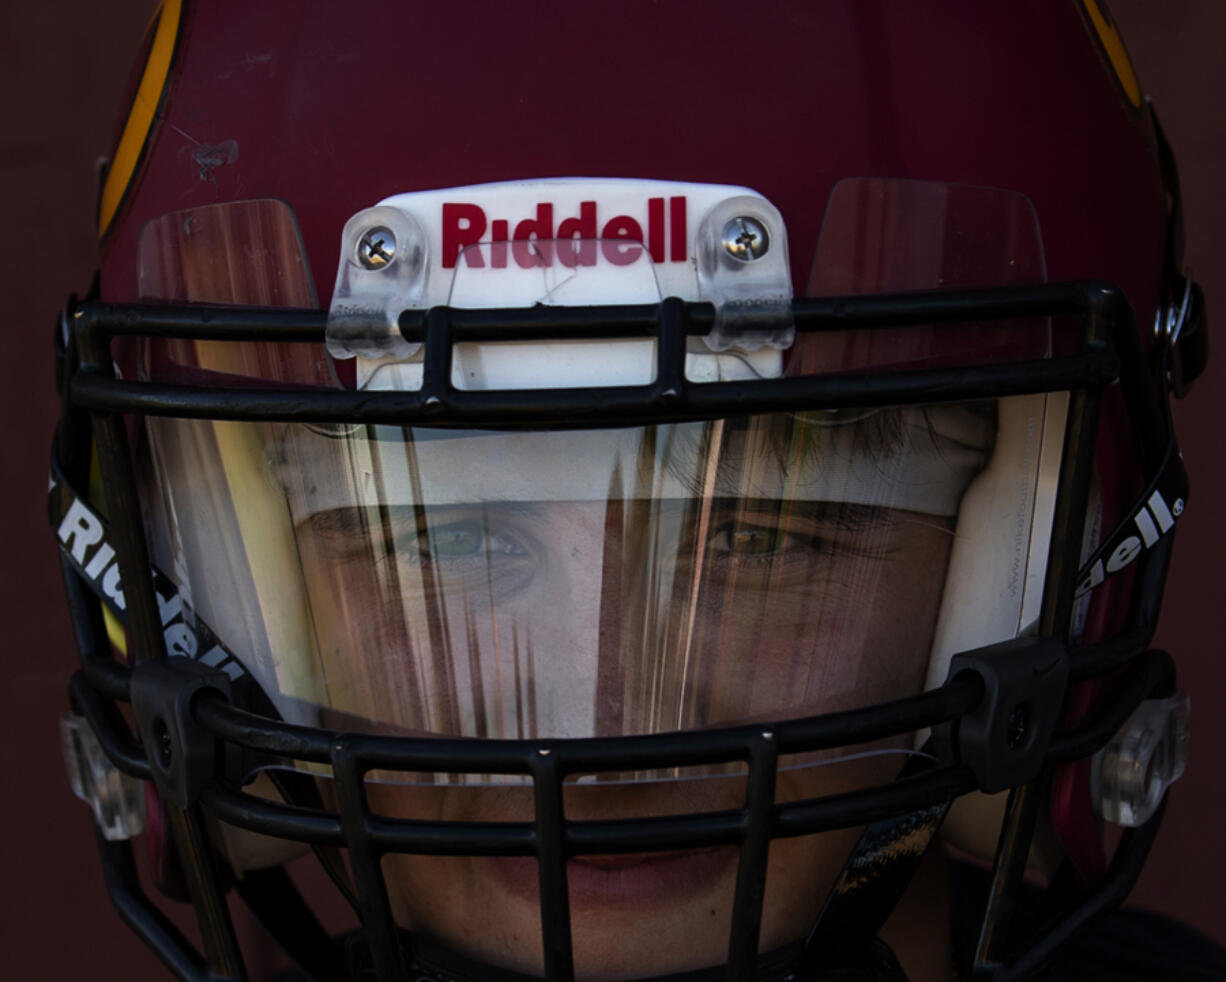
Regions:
[[2, 2, 1221, 976]]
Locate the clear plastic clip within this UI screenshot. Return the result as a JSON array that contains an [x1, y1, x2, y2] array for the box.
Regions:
[[327, 205, 430, 360], [696, 195, 794, 352], [1093, 691, 1189, 828], [60, 711, 147, 841]]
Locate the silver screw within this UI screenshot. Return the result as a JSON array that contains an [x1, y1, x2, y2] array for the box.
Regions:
[[357, 226, 396, 270], [721, 216, 769, 261]]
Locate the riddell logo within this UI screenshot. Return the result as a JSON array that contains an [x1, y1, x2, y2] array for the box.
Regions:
[[56, 491, 245, 679], [441, 197, 688, 269], [1074, 488, 1182, 598]]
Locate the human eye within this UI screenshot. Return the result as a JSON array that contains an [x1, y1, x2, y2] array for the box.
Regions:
[[710, 521, 791, 559], [418, 519, 527, 562], [299, 508, 532, 573], [403, 512, 540, 604], [356, 508, 539, 601], [703, 502, 897, 568]]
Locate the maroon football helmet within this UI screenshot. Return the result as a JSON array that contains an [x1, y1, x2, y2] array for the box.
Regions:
[[53, 2, 1206, 980]]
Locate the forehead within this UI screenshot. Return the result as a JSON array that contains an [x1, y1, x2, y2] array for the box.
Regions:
[[272, 407, 992, 518]]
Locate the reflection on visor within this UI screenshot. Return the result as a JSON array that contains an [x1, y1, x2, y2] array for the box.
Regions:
[[251, 408, 994, 769], [131, 183, 1056, 788]]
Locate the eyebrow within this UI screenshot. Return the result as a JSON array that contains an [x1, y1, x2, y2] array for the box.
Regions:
[[699, 497, 896, 532], [300, 501, 548, 538]]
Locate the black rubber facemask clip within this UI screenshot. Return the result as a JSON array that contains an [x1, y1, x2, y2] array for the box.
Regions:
[[944, 638, 1071, 794], [131, 658, 233, 810]]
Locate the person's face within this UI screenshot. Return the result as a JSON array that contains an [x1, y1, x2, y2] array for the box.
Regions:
[[291, 465, 955, 978]]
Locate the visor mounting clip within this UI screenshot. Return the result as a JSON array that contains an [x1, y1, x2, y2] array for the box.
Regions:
[[943, 637, 1069, 793], [130, 658, 232, 809]]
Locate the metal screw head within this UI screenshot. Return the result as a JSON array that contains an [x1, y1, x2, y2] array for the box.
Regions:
[[357, 226, 396, 270], [721, 216, 770, 261]]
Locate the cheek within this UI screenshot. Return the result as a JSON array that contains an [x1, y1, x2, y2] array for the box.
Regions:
[[380, 850, 549, 974], [853, 539, 953, 699], [305, 518, 611, 729], [369, 784, 542, 950], [761, 828, 863, 948], [758, 753, 909, 947], [682, 566, 922, 723]]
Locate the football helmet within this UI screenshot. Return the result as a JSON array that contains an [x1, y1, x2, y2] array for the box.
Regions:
[[52, 2, 1208, 980]]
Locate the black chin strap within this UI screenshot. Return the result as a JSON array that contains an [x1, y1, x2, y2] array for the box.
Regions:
[[797, 754, 952, 981]]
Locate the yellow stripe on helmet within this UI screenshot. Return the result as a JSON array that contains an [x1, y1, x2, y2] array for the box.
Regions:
[[98, 0, 186, 240], [1080, 0, 1143, 110]]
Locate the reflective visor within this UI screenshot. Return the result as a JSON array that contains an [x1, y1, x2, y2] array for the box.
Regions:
[[275, 410, 988, 742], [133, 182, 1057, 784]]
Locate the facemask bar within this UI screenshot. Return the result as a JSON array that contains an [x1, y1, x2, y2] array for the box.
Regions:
[[69, 284, 1117, 425], [52, 275, 1186, 982], [125, 185, 1052, 788]]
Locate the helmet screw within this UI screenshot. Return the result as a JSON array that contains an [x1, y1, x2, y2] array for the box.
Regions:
[[1006, 704, 1030, 751], [721, 216, 770, 261], [357, 226, 396, 270]]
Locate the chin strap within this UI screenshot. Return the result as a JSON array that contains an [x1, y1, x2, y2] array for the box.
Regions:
[[796, 753, 951, 981]]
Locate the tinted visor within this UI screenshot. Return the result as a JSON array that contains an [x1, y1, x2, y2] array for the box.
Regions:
[[133, 181, 1055, 786]]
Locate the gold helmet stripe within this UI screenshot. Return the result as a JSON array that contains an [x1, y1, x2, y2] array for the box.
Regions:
[[98, 0, 186, 240], [1080, 0, 1143, 110]]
